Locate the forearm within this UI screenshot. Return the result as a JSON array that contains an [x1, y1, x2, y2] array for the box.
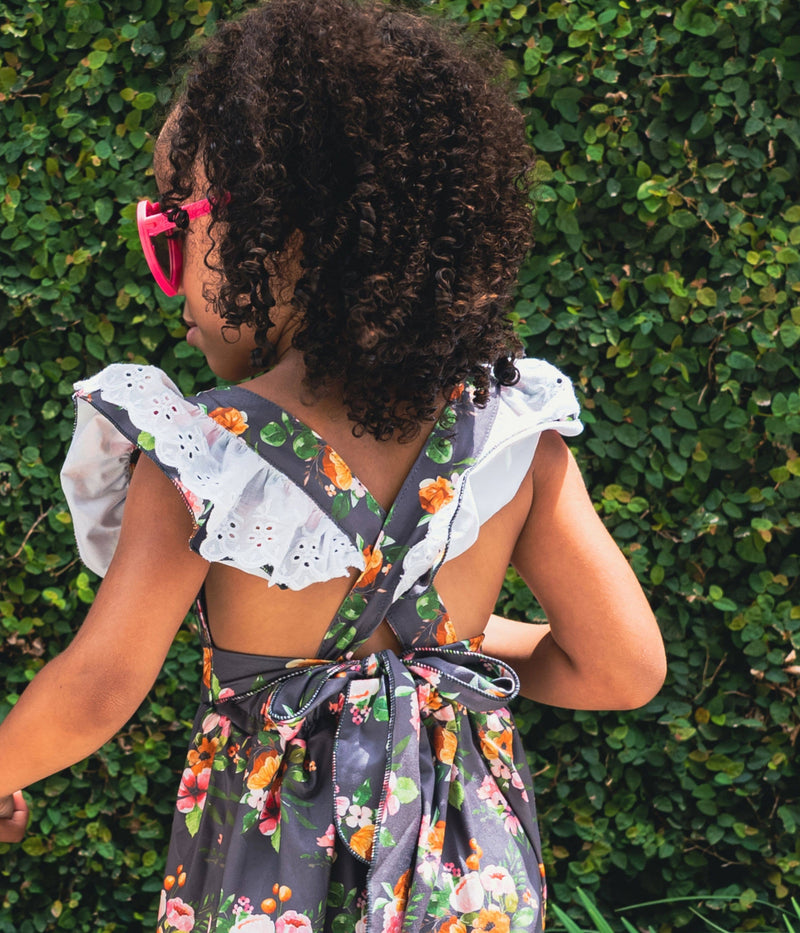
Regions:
[[485, 603, 665, 710], [0, 647, 141, 798]]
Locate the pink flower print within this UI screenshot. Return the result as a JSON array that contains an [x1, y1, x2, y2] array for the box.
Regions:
[[476, 775, 504, 809], [480, 865, 516, 898], [489, 756, 512, 782], [175, 481, 205, 519], [503, 809, 522, 836], [275, 911, 313, 933], [165, 897, 195, 932], [380, 907, 402, 933], [259, 785, 281, 837], [383, 772, 400, 818], [449, 872, 485, 913], [316, 822, 336, 857], [234, 896, 254, 917], [176, 767, 209, 813]]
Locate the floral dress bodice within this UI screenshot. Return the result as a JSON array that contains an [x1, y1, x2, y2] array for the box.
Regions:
[[61, 360, 582, 933]]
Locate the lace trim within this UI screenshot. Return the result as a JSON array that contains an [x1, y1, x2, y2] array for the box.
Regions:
[[70, 365, 364, 588], [393, 358, 583, 598]]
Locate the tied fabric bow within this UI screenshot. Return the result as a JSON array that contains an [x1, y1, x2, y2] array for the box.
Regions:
[[215, 643, 520, 933]]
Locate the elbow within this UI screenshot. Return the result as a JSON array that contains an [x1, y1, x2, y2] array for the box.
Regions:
[[608, 648, 667, 711]]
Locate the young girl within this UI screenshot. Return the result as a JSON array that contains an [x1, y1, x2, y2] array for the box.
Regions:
[[0, 1, 665, 930]]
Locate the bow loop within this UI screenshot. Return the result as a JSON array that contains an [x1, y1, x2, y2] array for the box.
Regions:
[[212, 642, 520, 927]]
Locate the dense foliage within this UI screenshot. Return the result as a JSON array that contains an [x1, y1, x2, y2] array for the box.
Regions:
[[0, 0, 798, 930]]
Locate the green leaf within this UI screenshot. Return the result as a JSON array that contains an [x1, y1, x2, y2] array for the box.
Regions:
[[696, 287, 717, 307], [132, 91, 157, 110], [260, 421, 288, 446], [667, 210, 699, 229], [395, 777, 420, 804], [94, 198, 114, 225], [425, 435, 453, 464], [185, 806, 202, 837], [292, 429, 318, 460], [448, 778, 465, 810], [776, 247, 800, 264], [416, 589, 441, 621], [532, 129, 564, 152], [87, 49, 108, 69]]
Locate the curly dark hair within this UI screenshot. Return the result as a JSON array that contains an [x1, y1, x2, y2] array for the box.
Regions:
[[162, 0, 534, 440]]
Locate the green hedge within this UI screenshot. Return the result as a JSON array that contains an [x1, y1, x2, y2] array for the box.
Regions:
[[1, 0, 798, 930]]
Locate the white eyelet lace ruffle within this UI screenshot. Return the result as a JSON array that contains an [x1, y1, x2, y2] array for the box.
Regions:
[[61, 365, 364, 589], [393, 358, 582, 600]]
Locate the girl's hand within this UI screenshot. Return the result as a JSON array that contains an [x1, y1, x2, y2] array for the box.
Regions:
[[0, 791, 29, 843]]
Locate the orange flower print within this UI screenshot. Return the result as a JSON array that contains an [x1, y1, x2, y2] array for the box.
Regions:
[[202, 647, 212, 688], [433, 726, 457, 766], [355, 544, 383, 588], [473, 908, 511, 933], [439, 920, 467, 933], [246, 751, 280, 790], [393, 869, 411, 913], [418, 476, 455, 514], [350, 823, 375, 860], [436, 613, 457, 645], [449, 383, 465, 401], [321, 446, 353, 490], [425, 819, 446, 858], [208, 406, 248, 435], [187, 737, 219, 775], [481, 728, 514, 762], [466, 839, 483, 870]]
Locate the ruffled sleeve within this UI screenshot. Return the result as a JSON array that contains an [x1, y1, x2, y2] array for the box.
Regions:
[[393, 358, 582, 597], [60, 364, 365, 588]]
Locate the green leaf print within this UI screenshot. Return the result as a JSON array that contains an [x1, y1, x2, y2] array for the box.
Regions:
[[511, 908, 538, 931], [365, 490, 383, 515], [331, 493, 352, 521], [281, 411, 295, 434], [242, 809, 259, 833], [416, 589, 441, 621], [260, 421, 288, 446], [185, 805, 202, 837], [292, 429, 318, 460], [327, 882, 346, 908], [438, 405, 457, 430], [448, 778, 465, 810], [352, 778, 372, 807], [373, 695, 389, 721], [379, 827, 396, 849], [425, 435, 453, 464], [336, 626, 358, 650], [395, 777, 419, 804], [136, 430, 155, 450], [339, 593, 367, 621]]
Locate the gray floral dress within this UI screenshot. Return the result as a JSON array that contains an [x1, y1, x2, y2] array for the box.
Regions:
[[61, 359, 582, 933]]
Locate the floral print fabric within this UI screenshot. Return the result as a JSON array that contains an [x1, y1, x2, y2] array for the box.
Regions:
[[63, 362, 583, 933]]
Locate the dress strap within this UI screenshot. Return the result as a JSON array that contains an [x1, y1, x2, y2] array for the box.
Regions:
[[315, 386, 497, 658]]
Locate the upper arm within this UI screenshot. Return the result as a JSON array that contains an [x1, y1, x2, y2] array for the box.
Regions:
[[64, 455, 209, 713], [508, 431, 665, 700]]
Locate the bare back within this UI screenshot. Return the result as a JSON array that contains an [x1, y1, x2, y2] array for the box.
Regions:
[[202, 364, 532, 659]]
